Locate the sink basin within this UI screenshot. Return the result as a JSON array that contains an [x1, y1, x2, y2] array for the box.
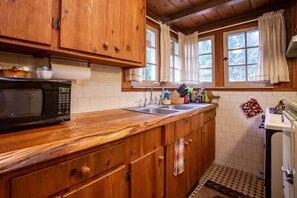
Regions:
[[159, 105, 196, 110], [139, 108, 179, 115], [124, 106, 179, 115]]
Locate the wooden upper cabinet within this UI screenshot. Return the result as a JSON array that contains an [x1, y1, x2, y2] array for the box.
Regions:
[[0, 0, 52, 45], [114, 0, 146, 63], [60, 0, 112, 56], [60, 0, 145, 64]]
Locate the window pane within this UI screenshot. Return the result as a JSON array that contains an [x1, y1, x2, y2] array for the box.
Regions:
[[174, 42, 179, 55], [146, 30, 155, 47], [174, 55, 180, 69], [146, 48, 156, 64], [199, 39, 211, 54], [199, 54, 212, 68], [228, 33, 245, 49], [170, 40, 174, 54], [170, 68, 174, 82], [229, 66, 246, 82], [247, 47, 258, 64], [247, 30, 259, 47], [247, 65, 257, 81], [146, 64, 156, 81], [199, 69, 212, 82], [174, 69, 180, 83], [141, 68, 145, 80], [170, 54, 173, 68], [228, 49, 246, 65]]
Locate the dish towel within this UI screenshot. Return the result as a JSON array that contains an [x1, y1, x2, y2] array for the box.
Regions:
[[240, 98, 263, 118], [173, 138, 184, 176]]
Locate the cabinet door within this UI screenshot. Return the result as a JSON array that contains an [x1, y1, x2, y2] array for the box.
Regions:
[[130, 147, 164, 198], [60, 0, 112, 55], [187, 130, 202, 189], [202, 118, 216, 171], [113, 0, 146, 64], [165, 143, 188, 198], [0, 0, 52, 45], [62, 165, 126, 198]]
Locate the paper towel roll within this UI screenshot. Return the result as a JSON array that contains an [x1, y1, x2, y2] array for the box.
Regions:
[[51, 63, 91, 80]]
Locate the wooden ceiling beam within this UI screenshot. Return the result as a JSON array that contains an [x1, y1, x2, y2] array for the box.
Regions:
[[184, 1, 292, 34], [160, 0, 246, 24]]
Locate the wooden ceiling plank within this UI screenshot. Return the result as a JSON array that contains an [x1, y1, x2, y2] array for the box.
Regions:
[[249, 0, 269, 11], [232, 1, 253, 16], [168, 0, 194, 10], [203, 10, 223, 23], [216, 6, 237, 19], [185, 1, 292, 34], [160, 0, 246, 23]]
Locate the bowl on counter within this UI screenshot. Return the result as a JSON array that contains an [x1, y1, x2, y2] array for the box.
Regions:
[[0, 66, 29, 78], [36, 70, 53, 79]]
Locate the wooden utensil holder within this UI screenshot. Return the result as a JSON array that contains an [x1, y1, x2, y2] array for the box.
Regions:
[[169, 90, 184, 104]]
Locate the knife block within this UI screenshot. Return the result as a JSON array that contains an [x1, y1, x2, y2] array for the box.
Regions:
[[169, 90, 184, 104]]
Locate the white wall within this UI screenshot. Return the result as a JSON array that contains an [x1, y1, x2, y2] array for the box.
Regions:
[[212, 91, 297, 175], [1, 51, 297, 175]]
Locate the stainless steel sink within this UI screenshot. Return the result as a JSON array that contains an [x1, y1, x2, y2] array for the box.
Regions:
[[159, 105, 196, 110], [124, 106, 179, 115], [124, 103, 207, 115], [139, 108, 179, 115]]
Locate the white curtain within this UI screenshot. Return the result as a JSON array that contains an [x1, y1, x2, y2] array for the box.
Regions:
[[160, 23, 171, 82], [124, 69, 142, 82], [256, 10, 290, 84], [178, 31, 199, 84]]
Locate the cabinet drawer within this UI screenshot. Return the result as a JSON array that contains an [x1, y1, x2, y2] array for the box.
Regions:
[[190, 113, 203, 132], [203, 110, 216, 123], [11, 142, 125, 198], [175, 118, 191, 140]]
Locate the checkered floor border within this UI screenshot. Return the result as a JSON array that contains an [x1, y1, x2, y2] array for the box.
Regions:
[[188, 164, 264, 198]]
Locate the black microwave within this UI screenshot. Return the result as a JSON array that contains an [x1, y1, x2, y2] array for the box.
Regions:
[[0, 77, 71, 132]]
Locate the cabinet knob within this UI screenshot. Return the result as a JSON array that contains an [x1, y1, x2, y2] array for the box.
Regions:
[[81, 166, 91, 176], [188, 139, 193, 143], [159, 156, 164, 161], [185, 141, 189, 146], [103, 41, 110, 49], [209, 115, 212, 119], [203, 131, 206, 134], [115, 45, 121, 52]]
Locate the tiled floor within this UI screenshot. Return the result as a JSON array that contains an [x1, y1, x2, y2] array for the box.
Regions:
[[188, 164, 265, 198]]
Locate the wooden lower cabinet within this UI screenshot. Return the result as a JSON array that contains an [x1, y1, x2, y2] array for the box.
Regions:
[[165, 130, 202, 198], [61, 165, 126, 198], [130, 147, 165, 198], [202, 117, 216, 172]]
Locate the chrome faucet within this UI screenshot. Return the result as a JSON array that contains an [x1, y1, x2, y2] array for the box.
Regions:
[[150, 82, 165, 105]]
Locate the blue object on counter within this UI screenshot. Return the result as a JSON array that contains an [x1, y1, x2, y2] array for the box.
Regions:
[[41, 66, 49, 71], [164, 90, 169, 100]]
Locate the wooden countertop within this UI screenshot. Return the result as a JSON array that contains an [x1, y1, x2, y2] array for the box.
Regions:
[[0, 104, 217, 174]]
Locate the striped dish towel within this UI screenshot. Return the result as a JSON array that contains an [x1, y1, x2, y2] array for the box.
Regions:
[[173, 138, 184, 176]]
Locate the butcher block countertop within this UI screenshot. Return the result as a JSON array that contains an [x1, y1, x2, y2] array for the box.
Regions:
[[0, 103, 217, 174]]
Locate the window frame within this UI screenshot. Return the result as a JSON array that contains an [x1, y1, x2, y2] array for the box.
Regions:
[[223, 26, 271, 87], [197, 35, 215, 87]]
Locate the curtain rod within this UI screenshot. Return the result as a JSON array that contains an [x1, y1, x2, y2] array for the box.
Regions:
[[146, 15, 178, 35], [146, 15, 258, 35]]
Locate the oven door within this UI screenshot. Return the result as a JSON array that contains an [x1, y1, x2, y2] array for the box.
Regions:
[[282, 111, 297, 198]]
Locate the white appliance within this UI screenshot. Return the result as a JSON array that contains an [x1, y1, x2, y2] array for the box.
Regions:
[[265, 108, 291, 198], [282, 99, 297, 198]]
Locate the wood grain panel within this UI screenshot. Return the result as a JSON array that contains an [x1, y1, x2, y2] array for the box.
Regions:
[[169, 0, 194, 10], [130, 147, 164, 198], [171, 18, 198, 30], [190, 15, 209, 27], [216, 6, 237, 19], [60, 0, 112, 55], [62, 165, 126, 198], [249, 0, 269, 10], [146, 0, 179, 16], [231, 1, 253, 15], [203, 11, 222, 23], [0, 0, 52, 45], [188, 0, 209, 6], [11, 143, 124, 198]]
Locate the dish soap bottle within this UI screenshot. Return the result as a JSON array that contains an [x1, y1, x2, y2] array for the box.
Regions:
[[164, 90, 169, 100]]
